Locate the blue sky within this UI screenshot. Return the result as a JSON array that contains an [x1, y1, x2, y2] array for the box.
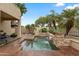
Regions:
[[21, 3, 79, 26]]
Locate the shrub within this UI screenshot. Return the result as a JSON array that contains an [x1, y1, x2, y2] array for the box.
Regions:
[[49, 29, 56, 34], [41, 28, 47, 32], [49, 29, 54, 33]]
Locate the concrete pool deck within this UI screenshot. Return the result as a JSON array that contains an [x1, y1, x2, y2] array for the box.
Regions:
[[0, 34, 79, 56]]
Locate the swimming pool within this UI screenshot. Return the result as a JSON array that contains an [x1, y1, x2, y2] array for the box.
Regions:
[[21, 36, 58, 51]]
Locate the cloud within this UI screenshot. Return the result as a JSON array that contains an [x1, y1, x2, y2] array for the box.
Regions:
[[65, 4, 79, 9], [56, 3, 65, 6]]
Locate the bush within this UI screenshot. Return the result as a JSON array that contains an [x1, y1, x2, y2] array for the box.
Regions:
[[10, 33, 17, 37], [49, 29, 56, 34], [49, 29, 54, 33], [41, 28, 47, 32]]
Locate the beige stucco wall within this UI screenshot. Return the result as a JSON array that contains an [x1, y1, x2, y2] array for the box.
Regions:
[[0, 3, 21, 19], [1, 20, 15, 35]]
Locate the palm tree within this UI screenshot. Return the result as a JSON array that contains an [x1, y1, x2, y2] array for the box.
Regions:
[[47, 10, 59, 30], [61, 8, 79, 36], [15, 3, 27, 36], [16, 3, 27, 16], [46, 15, 52, 29]]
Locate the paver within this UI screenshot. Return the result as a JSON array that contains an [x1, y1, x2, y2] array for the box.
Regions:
[[0, 34, 79, 56]]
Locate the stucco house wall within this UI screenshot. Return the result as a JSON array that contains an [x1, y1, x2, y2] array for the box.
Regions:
[[0, 3, 21, 37], [0, 3, 21, 19]]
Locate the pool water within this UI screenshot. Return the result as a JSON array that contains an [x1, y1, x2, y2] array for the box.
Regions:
[[21, 36, 58, 51]]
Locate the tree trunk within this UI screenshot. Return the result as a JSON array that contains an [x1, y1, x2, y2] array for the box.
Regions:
[[64, 19, 74, 37]]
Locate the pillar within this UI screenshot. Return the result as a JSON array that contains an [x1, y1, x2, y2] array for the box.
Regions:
[[16, 20, 21, 38]]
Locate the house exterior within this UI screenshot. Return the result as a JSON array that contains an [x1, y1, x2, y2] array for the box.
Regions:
[[0, 3, 21, 38]]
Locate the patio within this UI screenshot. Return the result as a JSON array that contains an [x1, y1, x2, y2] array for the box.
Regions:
[[0, 3, 79, 56], [0, 34, 79, 56]]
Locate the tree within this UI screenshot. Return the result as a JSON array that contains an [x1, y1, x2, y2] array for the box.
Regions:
[[25, 24, 36, 34], [35, 10, 60, 32], [35, 16, 48, 27], [61, 8, 79, 36], [16, 3, 27, 16], [47, 10, 59, 29], [34, 8, 79, 36], [30, 24, 36, 34]]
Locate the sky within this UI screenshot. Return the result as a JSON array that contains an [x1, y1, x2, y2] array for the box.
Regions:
[[21, 3, 79, 26]]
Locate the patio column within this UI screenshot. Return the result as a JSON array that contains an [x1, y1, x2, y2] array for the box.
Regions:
[[16, 20, 21, 38]]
